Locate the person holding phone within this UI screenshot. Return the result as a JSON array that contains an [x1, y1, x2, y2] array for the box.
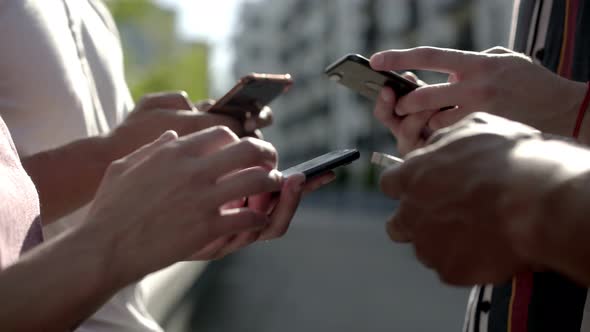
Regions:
[[0, 120, 319, 331], [0, 1, 334, 331], [371, 1, 590, 331], [378, 111, 590, 324]]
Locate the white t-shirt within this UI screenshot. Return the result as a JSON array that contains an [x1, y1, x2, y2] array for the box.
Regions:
[[0, 0, 161, 331]]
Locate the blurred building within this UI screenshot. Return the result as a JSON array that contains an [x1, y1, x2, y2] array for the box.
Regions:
[[233, 0, 512, 185]]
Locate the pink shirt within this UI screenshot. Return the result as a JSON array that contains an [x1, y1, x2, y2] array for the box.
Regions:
[[0, 117, 42, 269]]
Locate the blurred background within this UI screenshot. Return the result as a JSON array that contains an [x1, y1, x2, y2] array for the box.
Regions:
[[106, 0, 513, 331]]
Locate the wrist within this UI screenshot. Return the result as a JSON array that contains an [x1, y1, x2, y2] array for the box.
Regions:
[[68, 219, 133, 291], [520, 145, 590, 268], [502, 139, 590, 267]]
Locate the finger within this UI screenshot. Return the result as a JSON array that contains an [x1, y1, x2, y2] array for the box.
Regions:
[[137, 91, 194, 111], [258, 174, 305, 240], [447, 73, 460, 84], [244, 118, 258, 133], [302, 171, 336, 195], [373, 87, 401, 132], [396, 82, 474, 116], [189, 236, 230, 260], [401, 72, 426, 86], [249, 129, 264, 140], [386, 212, 413, 243], [379, 164, 405, 199], [428, 107, 474, 131], [211, 208, 270, 239], [412, 221, 459, 276], [212, 167, 283, 207], [195, 99, 216, 112], [396, 111, 437, 151], [370, 47, 481, 74], [254, 106, 273, 129], [221, 197, 248, 210], [214, 231, 261, 258], [248, 191, 278, 215], [482, 46, 512, 54], [191, 112, 245, 136], [177, 126, 240, 157], [121, 130, 178, 166], [202, 137, 278, 178]]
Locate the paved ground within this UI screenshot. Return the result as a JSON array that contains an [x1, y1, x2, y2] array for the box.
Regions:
[[162, 190, 470, 332]]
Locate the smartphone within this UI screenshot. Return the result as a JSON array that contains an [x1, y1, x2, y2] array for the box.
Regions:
[[324, 54, 419, 100], [281, 149, 360, 180], [207, 73, 293, 122]]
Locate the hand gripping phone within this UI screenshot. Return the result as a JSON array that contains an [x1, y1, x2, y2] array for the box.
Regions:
[[324, 54, 419, 100], [207, 73, 293, 122], [281, 149, 360, 180]]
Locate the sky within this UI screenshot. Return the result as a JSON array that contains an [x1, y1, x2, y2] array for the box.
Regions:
[[153, 0, 255, 93]]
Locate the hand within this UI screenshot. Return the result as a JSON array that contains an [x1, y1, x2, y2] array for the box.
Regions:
[[81, 127, 302, 285], [196, 99, 273, 132], [379, 113, 590, 285], [371, 47, 587, 138], [373, 72, 437, 156], [106, 91, 272, 160], [196, 99, 272, 139], [189, 170, 336, 260]]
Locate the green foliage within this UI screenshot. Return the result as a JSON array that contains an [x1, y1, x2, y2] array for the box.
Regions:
[[128, 44, 209, 101], [106, 0, 154, 22], [106, 0, 210, 102]]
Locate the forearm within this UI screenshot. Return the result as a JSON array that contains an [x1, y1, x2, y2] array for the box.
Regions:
[[21, 136, 113, 224], [0, 228, 120, 331]]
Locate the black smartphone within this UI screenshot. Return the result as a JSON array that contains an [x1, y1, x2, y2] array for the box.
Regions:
[[281, 149, 360, 180], [324, 54, 419, 100], [207, 73, 293, 124]]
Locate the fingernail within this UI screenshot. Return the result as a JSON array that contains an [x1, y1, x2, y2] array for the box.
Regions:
[[244, 119, 257, 133], [270, 169, 283, 181], [371, 54, 384, 68], [160, 130, 178, 142]]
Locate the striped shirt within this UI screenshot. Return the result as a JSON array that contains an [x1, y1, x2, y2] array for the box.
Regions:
[[465, 1, 590, 331]]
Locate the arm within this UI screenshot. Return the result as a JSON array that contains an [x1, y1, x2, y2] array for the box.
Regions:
[[510, 144, 590, 286], [22, 92, 251, 225], [21, 136, 111, 224], [0, 227, 118, 331], [2, 128, 309, 330], [370, 47, 590, 156], [378, 112, 590, 286]]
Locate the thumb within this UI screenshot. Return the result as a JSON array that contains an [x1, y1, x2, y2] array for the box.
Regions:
[[401, 71, 427, 86], [136, 91, 195, 112]]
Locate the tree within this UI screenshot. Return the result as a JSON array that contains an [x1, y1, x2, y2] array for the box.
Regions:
[[106, 0, 210, 101]]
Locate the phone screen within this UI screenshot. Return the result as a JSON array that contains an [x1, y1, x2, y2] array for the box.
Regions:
[[281, 149, 360, 179]]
